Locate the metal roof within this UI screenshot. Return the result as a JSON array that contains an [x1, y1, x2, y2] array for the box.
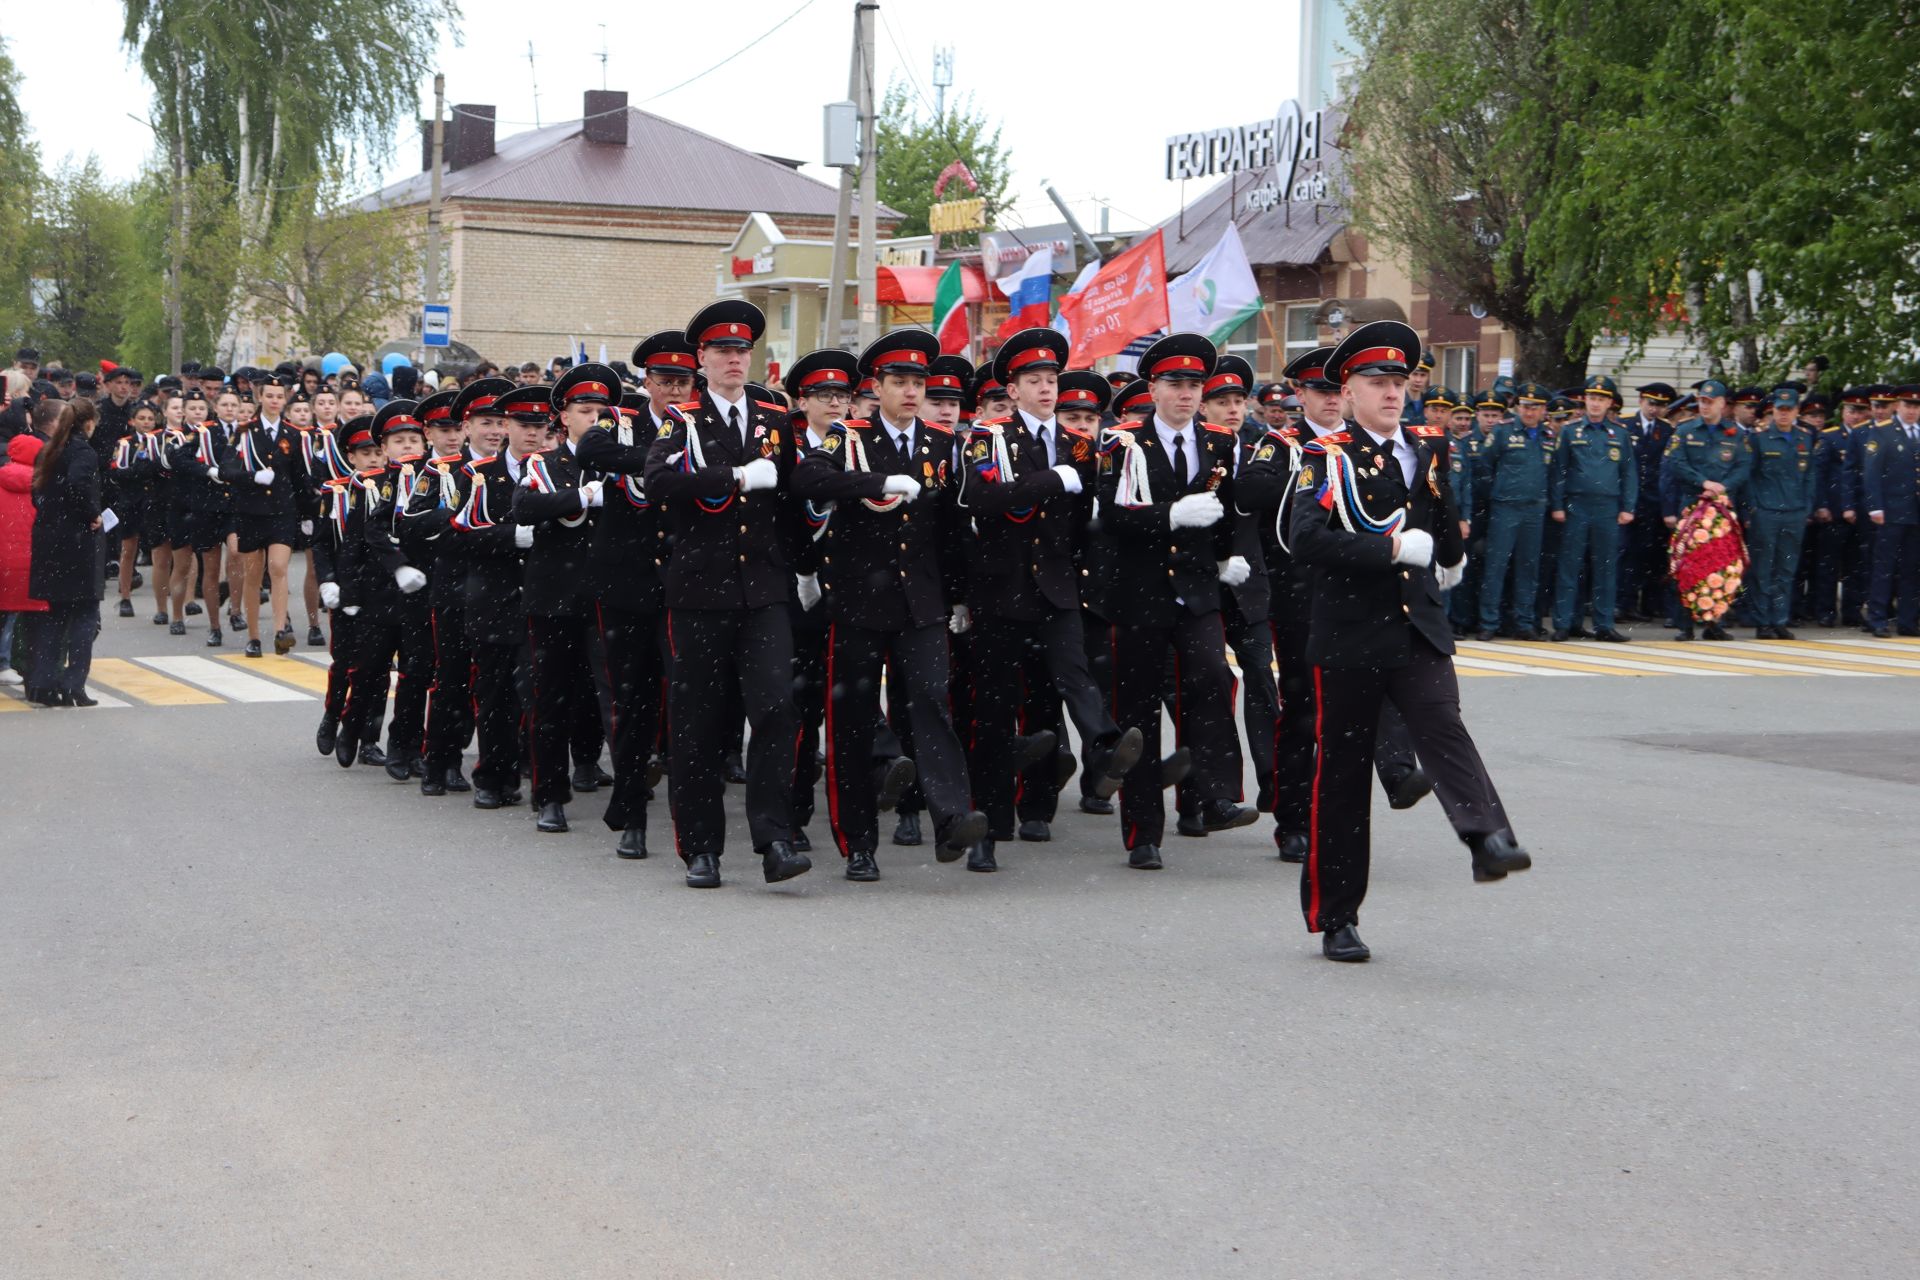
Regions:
[[1154, 174, 1347, 274], [368, 106, 900, 220]]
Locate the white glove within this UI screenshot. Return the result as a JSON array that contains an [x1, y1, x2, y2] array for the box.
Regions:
[[206, 464, 221, 481], [1436, 555, 1467, 591], [735, 457, 778, 492], [949, 604, 972, 634], [253, 468, 275, 486], [1216, 555, 1251, 586], [579, 480, 605, 509], [513, 524, 535, 549], [394, 566, 428, 594], [319, 581, 340, 610], [342, 605, 361, 616], [795, 573, 822, 611], [881, 474, 923, 501], [299, 520, 313, 536], [1169, 491, 1224, 529], [1393, 528, 1435, 567], [1051, 464, 1083, 495]]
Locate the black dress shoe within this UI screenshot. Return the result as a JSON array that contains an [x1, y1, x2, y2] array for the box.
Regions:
[[1322, 925, 1370, 962], [307, 624, 326, 647], [594, 763, 614, 786], [316, 717, 339, 756], [1567, 625, 1592, 639], [1515, 628, 1543, 641], [274, 627, 295, 656], [168, 621, 186, 636], [790, 829, 811, 852], [685, 852, 721, 888], [537, 802, 569, 833], [1128, 844, 1163, 870], [244, 638, 262, 658], [845, 850, 880, 881], [891, 811, 923, 846], [1870, 625, 1892, 638], [185, 600, 202, 616], [335, 731, 358, 769], [1160, 747, 1192, 788], [1175, 813, 1209, 838], [419, 774, 447, 797], [875, 756, 916, 811], [358, 743, 387, 767], [723, 755, 747, 785], [1017, 819, 1050, 842], [444, 767, 471, 793], [1383, 765, 1433, 811], [1053, 747, 1076, 790], [1468, 829, 1534, 881], [1474, 629, 1495, 641], [1201, 800, 1259, 831], [204, 627, 222, 647], [229, 612, 246, 633], [1079, 794, 1115, 815], [967, 838, 998, 872], [936, 810, 989, 861], [385, 754, 413, 782], [501, 788, 524, 807], [1013, 730, 1057, 770], [1702, 623, 1734, 641], [570, 764, 599, 792], [1278, 833, 1308, 864], [1550, 628, 1570, 642], [1594, 628, 1631, 643], [617, 827, 647, 859], [761, 840, 812, 883], [117, 598, 134, 618], [69, 691, 97, 707], [1673, 627, 1694, 641], [1088, 726, 1145, 800], [472, 788, 505, 810]]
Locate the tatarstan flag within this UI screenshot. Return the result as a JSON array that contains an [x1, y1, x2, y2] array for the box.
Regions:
[[933, 259, 970, 356]]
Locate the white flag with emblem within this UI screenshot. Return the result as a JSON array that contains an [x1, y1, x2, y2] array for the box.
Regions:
[[1166, 223, 1262, 345]]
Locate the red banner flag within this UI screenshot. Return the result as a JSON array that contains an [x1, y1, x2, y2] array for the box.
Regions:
[[1056, 231, 1169, 367]]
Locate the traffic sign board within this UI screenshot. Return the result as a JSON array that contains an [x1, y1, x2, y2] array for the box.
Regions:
[[422, 304, 450, 348]]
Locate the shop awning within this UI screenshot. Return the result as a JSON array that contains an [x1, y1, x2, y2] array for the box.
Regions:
[[868, 263, 991, 305]]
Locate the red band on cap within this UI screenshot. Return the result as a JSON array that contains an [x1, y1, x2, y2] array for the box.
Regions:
[[1338, 347, 1407, 379], [342, 429, 374, 449], [423, 406, 454, 422], [645, 352, 696, 370], [464, 395, 499, 418], [927, 375, 963, 390], [1203, 372, 1246, 395], [383, 415, 423, 431], [976, 377, 1003, 395], [799, 368, 851, 390], [1006, 346, 1059, 373], [1292, 366, 1327, 384], [1059, 389, 1100, 407], [1119, 391, 1153, 410], [563, 381, 612, 402], [1149, 353, 1208, 378], [872, 348, 929, 369], [699, 322, 754, 345]]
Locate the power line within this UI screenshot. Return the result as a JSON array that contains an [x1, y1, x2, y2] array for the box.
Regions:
[[639, 0, 823, 104]]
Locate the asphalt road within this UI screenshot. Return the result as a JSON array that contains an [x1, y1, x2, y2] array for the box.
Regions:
[[4, 595, 1917, 1277]]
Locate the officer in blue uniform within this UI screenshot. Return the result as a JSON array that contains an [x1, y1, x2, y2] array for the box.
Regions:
[[1813, 387, 1870, 627], [1662, 378, 1752, 640], [1399, 349, 1436, 426], [1474, 385, 1552, 640], [1860, 384, 1920, 637], [1745, 385, 1817, 638], [1548, 376, 1635, 642]]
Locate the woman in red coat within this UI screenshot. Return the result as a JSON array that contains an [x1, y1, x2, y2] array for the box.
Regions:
[[0, 430, 49, 689]]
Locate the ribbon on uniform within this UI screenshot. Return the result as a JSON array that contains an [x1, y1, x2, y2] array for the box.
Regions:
[[676, 413, 734, 514], [1311, 441, 1407, 537], [838, 422, 907, 514]]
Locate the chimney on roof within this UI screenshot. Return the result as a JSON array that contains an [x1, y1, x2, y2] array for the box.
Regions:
[[424, 104, 498, 173], [583, 90, 629, 146]]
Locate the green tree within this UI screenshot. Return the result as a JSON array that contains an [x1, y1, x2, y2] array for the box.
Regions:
[[117, 166, 242, 373], [1343, 0, 1602, 390], [236, 178, 424, 358], [27, 160, 140, 366], [0, 37, 40, 345], [874, 81, 1012, 243]]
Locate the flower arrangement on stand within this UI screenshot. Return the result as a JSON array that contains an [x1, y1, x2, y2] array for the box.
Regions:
[[1670, 494, 1749, 623]]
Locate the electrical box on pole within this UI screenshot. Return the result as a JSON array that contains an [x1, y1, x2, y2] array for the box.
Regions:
[[823, 102, 858, 168]]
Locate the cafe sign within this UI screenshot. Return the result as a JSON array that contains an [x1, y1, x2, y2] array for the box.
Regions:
[[1165, 100, 1323, 202]]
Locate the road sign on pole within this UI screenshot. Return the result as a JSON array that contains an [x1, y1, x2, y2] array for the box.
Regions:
[[422, 304, 451, 348]]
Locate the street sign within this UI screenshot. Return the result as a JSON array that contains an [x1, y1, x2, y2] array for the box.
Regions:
[[422, 304, 451, 348]]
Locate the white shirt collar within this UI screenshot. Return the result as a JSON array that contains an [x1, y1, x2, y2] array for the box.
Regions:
[[710, 389, 747, 423], [1360, 424, 1417, 487], [1304, 415, 1343, 438], [880, 413, 914, 445]]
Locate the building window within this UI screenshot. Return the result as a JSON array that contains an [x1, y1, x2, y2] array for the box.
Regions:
[[1223, 313, 1260, 364], [1284, 304, 1319, 365], [1439, 345, 1477, 394]]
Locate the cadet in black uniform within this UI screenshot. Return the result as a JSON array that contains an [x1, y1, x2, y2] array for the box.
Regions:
[[1089, 333, 1258, 870], [642, 301, 811, 889], [792, 329, 991, 879], [312, 418, 377, 759], [1287, 322, 1531, 962], [400, 389, 476, 796]]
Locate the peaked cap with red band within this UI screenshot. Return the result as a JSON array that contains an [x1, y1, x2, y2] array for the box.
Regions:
[[555, 362, 621, 406], [991, 327, 1069, 387], [1283, 345, 1339, 392], [859, 329, 940, 379], [1326, 320, 1420, 383], [493, 385, 555, 421], [1056, 370, 1112, 416], [453, 376, 516, 423], [685, 299, 765, 349], [416, 389, 460, 425], [788, 348, 861, 396], [372, 399, 425, 439], [1139, 332, 1217, 382], [924, 354, 974, 401], [1203, 353, 1254, 400], [632, 330, 699, 374]]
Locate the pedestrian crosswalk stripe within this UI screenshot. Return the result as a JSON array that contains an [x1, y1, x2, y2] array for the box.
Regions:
[[134, 655, 313, 702], [1581, 641, 1885, 678], [294, 652, 333, 669], [1691, 641, 1920, 676], [1457, 642, 1751, 677], [89, 657, 222, 705], [1453, 654, 1598, 677], [1747, 638, 1920, 667], [217, 653, 331, 694], [0, 682, 130, 708]]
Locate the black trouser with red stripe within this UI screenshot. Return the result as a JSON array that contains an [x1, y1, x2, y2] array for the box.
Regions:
[[470, 640, 524, 794], [1304, 638, 1509, 933], [590, 601, 664, 831], [323, 608, 358, 722], [826, 620, 970, 857], [1109, 611, 1239, 850], [527, 612, 594, 808], [790, 606, 829, 829], [666, 606, 797, 857], [423, 601, 474, 781]]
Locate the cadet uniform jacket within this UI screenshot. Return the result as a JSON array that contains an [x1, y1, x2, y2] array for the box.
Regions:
[[1088, 416, 1239, 627], [574, 412, 667, 615], [958, 413, 1095, 621]]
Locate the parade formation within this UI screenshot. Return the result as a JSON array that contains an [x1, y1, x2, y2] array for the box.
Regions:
[[8, 307, 1920, 962]]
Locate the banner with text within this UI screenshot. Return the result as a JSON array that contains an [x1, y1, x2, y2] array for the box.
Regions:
[[1056, 231, 1169, 368]]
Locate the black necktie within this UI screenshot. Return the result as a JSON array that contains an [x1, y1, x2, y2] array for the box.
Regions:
[[1172, 432, 1188, 487], [1037, 423, 1052, 467], [895, 429, 910, 457], [728, 405, 741, 443], [1382, 434, 1401, 486]]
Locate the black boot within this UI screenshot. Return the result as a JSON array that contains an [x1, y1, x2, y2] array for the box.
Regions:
[[845, 850, 880, 881], [685, 852, 721, 888], [1383, 765, 1433, 811], [1278, 833, 1308, 864], [1322, 925, 1370, 962], [1200, 799, 1259, 831], [935, 810, 989, 862], [419, 771, 447, 797], [536, 802, 568, 833], [761, 840, 811, 883], [967, 837, 998, 873], [316, 716, 339, 757], [1128, 844, 1163, 870], [874, 757, 916, 812], [1467, 830, 1533, 881], [891, 810, 923, 846], [616, 827, 647, 859], [444, 766, 471, 793]]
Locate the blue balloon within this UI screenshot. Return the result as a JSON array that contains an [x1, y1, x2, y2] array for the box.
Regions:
[[381, 352, 413, 377], [321, 352, 351, 376]]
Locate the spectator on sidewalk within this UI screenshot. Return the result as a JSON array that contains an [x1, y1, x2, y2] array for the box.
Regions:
[[0, 431, 49, 687], [26, 399, 106, 706]]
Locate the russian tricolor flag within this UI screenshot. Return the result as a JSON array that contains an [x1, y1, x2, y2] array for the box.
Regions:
[[995, 247, 1055, 339]]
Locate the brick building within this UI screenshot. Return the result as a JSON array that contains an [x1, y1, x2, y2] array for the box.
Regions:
[[367, 90, 899, 368]]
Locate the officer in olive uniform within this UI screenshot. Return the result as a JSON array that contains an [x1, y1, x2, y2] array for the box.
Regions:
[[643, 300, 812, 889], [1662, 378, 1752, 640], [1548, 376, 1636, 642], [1745, 385, 1816, 638], [1475, 386, 1554, 640]]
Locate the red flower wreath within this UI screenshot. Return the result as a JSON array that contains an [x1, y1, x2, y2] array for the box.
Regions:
[[1669, 494, 1749, 623]]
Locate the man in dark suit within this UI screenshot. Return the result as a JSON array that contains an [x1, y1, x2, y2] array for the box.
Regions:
[[643, 301, 811, 889], [1617, 382, 1675, 622], [1861, 384, 1920, 637], [1288, 321, 1532, 962]]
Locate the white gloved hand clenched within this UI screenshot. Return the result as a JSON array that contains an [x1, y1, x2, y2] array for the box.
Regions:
[[578, 479, 605, 509], [1216, 555, 1251, 586], [513, 524, 535, 549], [1169, 491, 1224, 529], [394, 566, 428, 594], [1436, 555, 1468, 592], [795, 573, 822, 611], [342, 605, 361, 616], [949, 603, 972, 635], [881, 474, 923, 501], [319, 581, 340, 610], [735, 457, 779, 492], [1050, 463, 1083, 495], [206, 464, 222, 481], [253, 467, 275, 486], [1392, 527, 1435, 567], [299, 519, 313, 536]]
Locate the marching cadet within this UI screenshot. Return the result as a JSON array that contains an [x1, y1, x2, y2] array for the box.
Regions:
[[791, 329, 991, 879], [570, 354, 674, 859], [972, 369, 1012, 423], [509, 363, 623, 835], [451, 379, 542, 812], [1089, 332, 1258, 872], [355, 401, 436, 777], [958, 331, 1143, 869], [1286, 321, 1530, 963], [311, 416, 383, 762], [1548, 376, 1635, 643], [218, 371, 306, 657], [167, 386, 236, 647], [1474, 385, 1554, 640], [1811, 387, 1868, 627], [400, 389, 476, 796], [1618, 382, 1676, 624], [1745, 385, 1816, 639], [1860, 384, 1920, 637], [282, 387, 329, 647], [643, 300, 812, 890], [1663, 378, 1751, 640]]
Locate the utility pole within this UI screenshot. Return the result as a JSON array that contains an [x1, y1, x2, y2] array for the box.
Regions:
[[167, 50, 188, 374], [823, 13, 859, 350], [426, 73, 445, 314], [527, 42, 541, 126], [932, 46, 953, 118], [855, 2, 879, 349]]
